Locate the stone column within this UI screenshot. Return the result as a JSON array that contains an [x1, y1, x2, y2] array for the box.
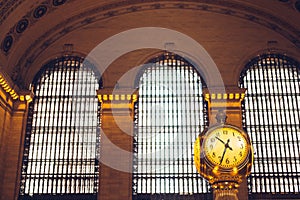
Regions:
[[0, 90, 32, 200], [97, 88, 137, 200]]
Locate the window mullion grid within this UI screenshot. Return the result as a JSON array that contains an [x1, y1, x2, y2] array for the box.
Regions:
[[79, 66, 86, 193], [253, 63, 266, 193], [20, 57, 100, 198], [276, 57, 290, 193], [184, 61, 189, 194], [83, 66, 92, 193], [290, 63, 300, 192], [58, 63, 66, 194], [34, 76, 45, 193], [152, 64, 157, 194], [246, 67, 254, 192], [72, 61, 79, 193], [191, 68, 197, 194], [175, 61, 181, 194], [166, 60, 171, 194], [32, 71, 49, 194], [47, 67, 55, 194], [241, 71, 252, 193], [95, 91, 101, 194], [191, 68, 198, 194], [69, 62, 77, 193], [60, 66, 67, 193], [183, 61, 188, 194], [150, 64, 155, 194], [181, 60, 186, 194], [78, 61, 85, 193], [165, 61, 171, 194], [71, 62, 79, 193], [84, 66, 90, 193], [39, 70, 51, 193], [159, 62, 164, 194], [133, 54, 209, 198], [177, 62, 183, 194], [282, 60, 297, 192], [161, 59, 167, 194], [27, 82, 38, 194], [51, 64, 60, 194], [242, 54, 300, 197], [36, 78, 45, 194], [46, 66, 54, 194], [266, 58, 279, 193], [138, 76, 142, 194], [186, 63, 193, 194], [195, 73, 201, 194], [144, 74, 148, 194], [287, 61, 298, 192], [266, 58, 277, 192], [142, 70, 148, 194], [63, 64, 69, 193], [54, 66, 61, 193], [86, 68, 92, 193]]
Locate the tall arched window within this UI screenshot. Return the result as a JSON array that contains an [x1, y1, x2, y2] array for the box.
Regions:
[[132, 53, 211, 199], [19, 56, 101, 199], [239, 54, 300, 199]]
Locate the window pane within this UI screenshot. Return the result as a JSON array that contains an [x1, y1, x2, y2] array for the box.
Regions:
[[132, 53, 211, 199], [240, 54, 300, 196], [19, 56, 101, 198]]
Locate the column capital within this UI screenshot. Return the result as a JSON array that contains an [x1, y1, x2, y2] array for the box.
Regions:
[[203, 87, 247, 127], [97, 88, 138, 115], [203, 87, 246, 103], [97, 88, 138, 103]]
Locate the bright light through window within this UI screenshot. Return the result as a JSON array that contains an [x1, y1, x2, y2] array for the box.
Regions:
[[132, 53, 211, 198], [240, 54, 300, 195], [19, 57, 101, 198]]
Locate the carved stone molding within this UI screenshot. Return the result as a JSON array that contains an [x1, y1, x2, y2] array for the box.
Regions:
[[3, 0, 300, 88]]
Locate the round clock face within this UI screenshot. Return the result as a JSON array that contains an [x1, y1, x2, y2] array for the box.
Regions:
[[203, 126, 249, 169]]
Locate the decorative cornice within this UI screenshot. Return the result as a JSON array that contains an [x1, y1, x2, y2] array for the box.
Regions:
[[203, 87, 246, 102], [0, 0, 26, 25], [97, 88, 138, 116], [3, 0, 300, 88], [0, 72, 33, 102], [97, 88, 138, 103], [1, 0, 68, 55]]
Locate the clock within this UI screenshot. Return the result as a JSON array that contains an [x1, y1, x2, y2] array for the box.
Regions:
[[202, 124, 251, 170]]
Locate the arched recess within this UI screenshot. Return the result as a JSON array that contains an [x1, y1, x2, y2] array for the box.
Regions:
[[19, 56, 102, 200], [239, 53, 300, 199], [132, 52, 212, 199]]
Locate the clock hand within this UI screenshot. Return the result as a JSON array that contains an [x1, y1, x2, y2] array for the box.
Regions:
[[224, 139, 233, 151], [216, 137, 226, 145], [220, 146, 227, 164], [220, 139, 233, 164], [217, 137, 233, 151]]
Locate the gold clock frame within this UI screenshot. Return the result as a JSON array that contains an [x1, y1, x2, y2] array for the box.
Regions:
[[194, 123, 253, 184]]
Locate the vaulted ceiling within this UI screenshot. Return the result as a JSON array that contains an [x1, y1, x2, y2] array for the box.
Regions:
[[1, 0, 300, 89]]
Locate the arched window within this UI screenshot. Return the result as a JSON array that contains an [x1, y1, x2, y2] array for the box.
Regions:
[[132, 53, 211, 199], [19, 56, 101, 199], [239, 54, 300, 199]]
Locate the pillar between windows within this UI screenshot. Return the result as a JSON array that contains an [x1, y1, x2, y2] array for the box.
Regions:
[[97, 88, 138, 200], [0, 87, 32, 200], [203, 87, 246, 127], [203, 86, 248, 200]]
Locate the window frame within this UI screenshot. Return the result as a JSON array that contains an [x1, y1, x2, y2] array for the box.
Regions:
[[19, 56, 102, 199], [132, 53, 212, 199], [239, 53, 300, 199]]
